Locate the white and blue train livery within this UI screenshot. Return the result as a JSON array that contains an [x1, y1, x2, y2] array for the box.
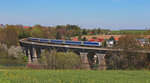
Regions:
[[27, 37, 102, 47]]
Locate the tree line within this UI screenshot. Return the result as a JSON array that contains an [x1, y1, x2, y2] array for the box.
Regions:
[[0, 24, 105, 47]]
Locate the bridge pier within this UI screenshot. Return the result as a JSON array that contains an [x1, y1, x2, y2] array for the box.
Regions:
[[80, 52, 90, 70], [22, 47, 26, 54], [26, 49, 32, 64], [32, 48, 38, 65], [96, 53, 106, 70], [36, 48, 41, 58]]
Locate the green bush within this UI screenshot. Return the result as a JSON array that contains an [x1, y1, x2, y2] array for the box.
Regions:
[[40, 51, 81, 69], [55, 52, 80, 69]]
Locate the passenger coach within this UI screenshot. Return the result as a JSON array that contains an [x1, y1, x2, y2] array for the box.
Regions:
[[27, 37, 102, 47]]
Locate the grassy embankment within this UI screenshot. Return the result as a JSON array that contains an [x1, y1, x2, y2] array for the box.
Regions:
[[0, 70, 150, 83]]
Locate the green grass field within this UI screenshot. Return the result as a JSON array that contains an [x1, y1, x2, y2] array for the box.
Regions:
[[111, 30, 146, 34], [0, 70, 150, 83]]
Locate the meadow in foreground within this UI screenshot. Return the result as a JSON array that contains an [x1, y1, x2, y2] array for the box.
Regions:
[[0, 70, 150, 83]]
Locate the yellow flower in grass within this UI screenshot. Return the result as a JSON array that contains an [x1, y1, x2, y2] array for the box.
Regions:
[[15, 73, 21, 79], [3, 71, 9, 77], [33, 77, 38, 82], [48, 78, 52, 83], [9, 73, 14, 79], [57, 79, 61, 83], [15, 75, 18, 79], [71, 77, 74, 83], [22, 73, 27, 79], [91, 79, 95, 83]]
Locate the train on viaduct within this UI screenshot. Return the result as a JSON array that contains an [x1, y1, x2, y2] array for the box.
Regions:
[[19, 37, 150, 70]]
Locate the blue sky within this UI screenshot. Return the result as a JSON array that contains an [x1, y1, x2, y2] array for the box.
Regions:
[[0, 0, 150, 30]]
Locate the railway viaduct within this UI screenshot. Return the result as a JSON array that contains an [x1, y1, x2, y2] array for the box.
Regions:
[[19, 38, 150, 70]]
